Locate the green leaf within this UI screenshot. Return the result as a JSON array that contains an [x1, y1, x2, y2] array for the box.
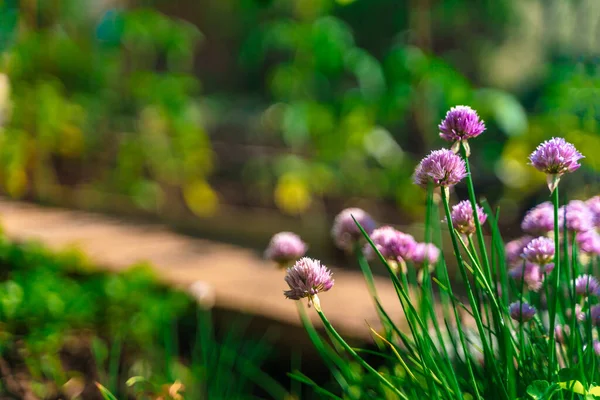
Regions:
[[288, 372, 343, 400], [95, 382, 118, 400], [526, 380, 549, 399], [557, 367, 579, 382], [0, 281, 23, 319], [125, 376, 146, 387]]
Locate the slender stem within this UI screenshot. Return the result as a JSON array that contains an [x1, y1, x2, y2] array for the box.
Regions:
[[460, 145, 511, 388], [460, 144, 493, 286], [315, 308, 409, 400], [440, 189, 485, 399], [354, 244, 380, 302], [548, 186, 560, 379]]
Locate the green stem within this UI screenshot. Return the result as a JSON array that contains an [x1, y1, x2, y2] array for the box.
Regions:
[[355, 244, 379, 302], [440, 188, 485, 399], [548, 186, 560, 379], [315, 307, 409, 400], [459, 144, 493, 286], [460, 145, 511, 388]]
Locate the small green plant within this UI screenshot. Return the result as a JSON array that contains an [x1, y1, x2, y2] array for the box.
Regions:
[[0, 237, 288, 399]]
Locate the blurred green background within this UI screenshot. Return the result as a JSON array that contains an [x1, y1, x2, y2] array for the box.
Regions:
[[0, 0, 599, 244]]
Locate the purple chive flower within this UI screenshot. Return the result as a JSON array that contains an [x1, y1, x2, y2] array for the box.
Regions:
[[508, 263, 544, 292], [438, 106, 486, 154], [559, 200, 594, 233], [593, 341, 600, 356], [529, 137, 584, 192], [284, 258, 334, 308], [574, 274, 600, 297], [413, 149, 468, 189], [364, 226, 399, 260], [577, 230, 600, 255], [522, 237, 555, 265], [265, 232, 307, 267], [586, 196, 600, 227], [521, 202, 554, 236], [505, 236, 533, 266], [509, 301, 536, 322], [590, 305, 600, 327], [448, 200, 487, 236], [412, 243, 441, 266], [331, 208, 376, 252], [364, 227, 417, 263]]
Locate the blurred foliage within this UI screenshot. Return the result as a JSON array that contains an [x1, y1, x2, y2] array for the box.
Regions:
[[0, 1, 218, 218], [0, 235, 286, 399], [0, 0, 597, 225]]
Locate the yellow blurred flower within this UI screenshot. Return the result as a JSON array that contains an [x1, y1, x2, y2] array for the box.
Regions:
[[274, 174, 312, 215], [183, 180, 219, 217]]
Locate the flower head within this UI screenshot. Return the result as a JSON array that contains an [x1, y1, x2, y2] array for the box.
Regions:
[[522, 237, 555, 265], [594, 341, 600, 356], [586, 196, 600, 228], [284, 258, 334, 308], [412, 243, 441, 266], [509, 301, 536, 322], [505, 236, 533, 266], [577, 230, 600, 255], [448, 200, 487, 236], [521, 202, 554, 236], [559, 200, 594, 233], [508, 263, 544, 292], [590, 305, 600, 327], [439, 106, 486, 152], [413, 149, 468, 189], [265, 232, 307, 267], [331, 208, 376, 252], [574, 274, 600, 297], [529, 137, 584, 192], [365, 226, 417, 261]]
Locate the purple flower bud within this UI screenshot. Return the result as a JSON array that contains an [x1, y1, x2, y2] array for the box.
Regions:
[[284, 258, 334, 306], [559, 200, 594, 233], [522, 237, 555, 265], [590, 305, 600, 326], [364, 226, 417, 263], [448, 200, 487, 236], [265, 232, 307, 267], [331, 208, 376, 252], [555, 325, 570, 344], [586, 196, 600, 228], [438, 105, 486, 143], [509, 301, 536, 322], [594, 340, 600, 356], [412, 243, 441, 266], [413, 149, 468, 189], [505, 236, 533, 266], [529, 137, 584, 192], [577, 230, 600, 255], [574, 274, 600, 297], [509, 263, 544, 292], [521, 202, 554, 236]]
